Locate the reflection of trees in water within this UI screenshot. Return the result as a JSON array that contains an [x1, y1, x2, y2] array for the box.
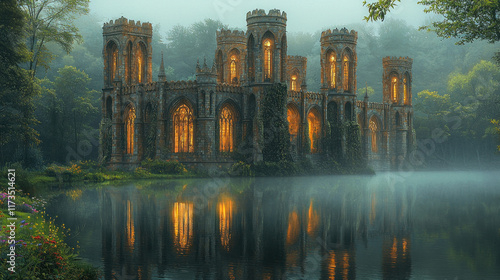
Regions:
[[92, 176, 417, 279]]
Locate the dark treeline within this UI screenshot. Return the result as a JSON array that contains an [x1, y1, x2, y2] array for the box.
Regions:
[[2, 11, 499, 168]]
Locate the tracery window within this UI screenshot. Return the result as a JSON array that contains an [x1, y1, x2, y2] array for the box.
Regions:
[[173, 104, 194, 153], [230, 55, 237, 83], [220, 105, 235, 152], [343, 55, 349, 91], [392, 76, 398, 103], [369, 117, 378, 153], [403, 76, 409, 105], [307, 108, 321, 153], [291, 75, 297, 91], [330, 53, 336, 89], [263, 39, 272, 80], [125, 105, 136, 154], [136, 44, 146, 83]]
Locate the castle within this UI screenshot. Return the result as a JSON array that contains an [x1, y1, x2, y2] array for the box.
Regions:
[[100, 9, 414, 170]]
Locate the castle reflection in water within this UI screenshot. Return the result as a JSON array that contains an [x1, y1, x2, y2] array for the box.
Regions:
[[94, 176, 413, 280]]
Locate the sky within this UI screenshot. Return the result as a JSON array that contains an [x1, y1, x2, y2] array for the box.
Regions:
[[89, 0, 432, 34]]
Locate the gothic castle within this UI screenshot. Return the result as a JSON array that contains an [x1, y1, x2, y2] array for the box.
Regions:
[[100, 9, 414, 170]]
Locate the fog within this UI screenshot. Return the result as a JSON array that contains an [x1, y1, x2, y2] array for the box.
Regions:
[[90, 0, 430, 33]]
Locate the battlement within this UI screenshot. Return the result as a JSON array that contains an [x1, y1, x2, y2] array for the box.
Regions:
[[287, 55, 307, 63], [321, 28, 358, 44], [216, 29, 246, 44], [383, 56, 413, 68], [103, 17, 152, 36], [246, 9, 287, 26]]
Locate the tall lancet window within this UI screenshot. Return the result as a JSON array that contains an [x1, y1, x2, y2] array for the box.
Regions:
[[330, 53, 336, 89], [263, 39, 272, 81], [343, 55, 349, 91], [392, 76, 398, 103]]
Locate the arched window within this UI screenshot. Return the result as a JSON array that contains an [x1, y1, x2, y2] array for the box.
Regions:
[[343, 55, 350, 91], [327, 101, 338, 124], [307, 108, 321, 153], [263, 39, 273, 81], [220, 104, 236, 152], [391, 76, 398, 103], [369, 116, 379, 153], [329, 52, 336, 89], [403, 74, 410, 105], [345, 102, 352, 121], [230, 55, 238, 84], [291, 75, 298, 91], [126, 42, 132, 85], [173, 103, 194, 153], [136, 43, 146, 83], [106, 41, 118, 85], [287, 104, 300, 142], [395, 111, 401, 126], [106, 96, 112, 120], [125, 105, 136, 154]]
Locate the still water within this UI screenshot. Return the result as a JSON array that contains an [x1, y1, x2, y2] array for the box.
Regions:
[[45, 171, 500, 279]]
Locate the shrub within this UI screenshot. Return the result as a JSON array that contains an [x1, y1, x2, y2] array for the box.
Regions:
[[134, 167, 151, 178], [229, 161, 254, 177], [83, 172, 106, 182], [140, 159, 188, 175], [44, 164, 83, 181]]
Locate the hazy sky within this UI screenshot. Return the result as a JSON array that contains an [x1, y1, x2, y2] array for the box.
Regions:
[[90, 0, 431, 34]]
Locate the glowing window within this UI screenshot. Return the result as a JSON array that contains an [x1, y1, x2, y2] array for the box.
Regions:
[[173, 104, 194, 153], [287, 105, 299, 142], [125, 105, 136, 154], [403, 77, 409, 104], [291, 75, 297, 91], [136, 45, 146, 83], [263, 39, 272, 80], [392, 76, 398, 103], [107, 42, 118, 85], [330, 53, 336, 89], [343, 55, 349, 91], [369, 118, 378, 153], [230, 55, 237, 83], [220, 105, 235, 152], [307, 109, 321, 153]]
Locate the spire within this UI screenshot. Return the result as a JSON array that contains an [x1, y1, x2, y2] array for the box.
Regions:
[[364, 82, 369, 101], [158, 51, 166, 82]]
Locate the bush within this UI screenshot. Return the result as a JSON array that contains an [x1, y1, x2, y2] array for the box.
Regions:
[[77, 160, 105, 173], [140, 159, 188, 175], [133, 167, 151, 178], [44, 164, 83, 181], [229, 161, 254, 177], [83, 172, 106, 182]]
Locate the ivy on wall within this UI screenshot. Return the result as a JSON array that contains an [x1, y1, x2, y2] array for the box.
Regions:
[[99, 118, 112, 161]]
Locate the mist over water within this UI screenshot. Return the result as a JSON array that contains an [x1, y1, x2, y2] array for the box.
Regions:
[[45, 170, 500, 279]]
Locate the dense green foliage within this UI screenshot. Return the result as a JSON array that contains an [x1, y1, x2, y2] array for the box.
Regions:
[[139, 159, 188, 175]]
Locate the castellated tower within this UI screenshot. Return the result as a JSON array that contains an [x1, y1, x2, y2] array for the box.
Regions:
[[286, 55, 307, 91], [102, 17, 153, 88], [383, 56, 413, 168], [320, 28, 358, 95], [245, 9, 287, 84], [215, 29, 247, 85]]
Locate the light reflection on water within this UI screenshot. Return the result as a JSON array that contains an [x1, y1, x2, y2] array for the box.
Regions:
[[45, 171, 500, 280]]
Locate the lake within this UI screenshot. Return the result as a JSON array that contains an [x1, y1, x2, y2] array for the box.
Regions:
[[44, 171, 500, 279]]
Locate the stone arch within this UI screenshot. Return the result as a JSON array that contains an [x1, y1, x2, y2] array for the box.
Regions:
[[123, 102, 136, 155], [262, 31, 275, 82], [290, 68, 300, 91], [218, 101, 240, 153], [287, 103, 300, 142], [105, 96, 113, 120], [345, 101, 353, 121], [228, 48, 240, 84], [403, 71, 411, 105], [369, 115, 382, 153], [247, 34, 255, 82], [395, 111, 401, 127], [135, 41, 147, 84], [216, 49, 224, 83], [307, 106, 322, 154], [105, 40, 119, 86], [171, 98, 195, 153], [341, 47, 354, 92], [327, 101, 338, 124], [325, 48, 337, 89]]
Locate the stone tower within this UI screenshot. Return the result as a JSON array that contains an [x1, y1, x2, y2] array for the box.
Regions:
[[245, 9, 287, 84], [383, 56, 413, 168], [215, 29, 247, 85], [320, 28, 358, 95]]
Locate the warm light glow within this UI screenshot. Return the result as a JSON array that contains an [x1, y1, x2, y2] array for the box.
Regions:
[[263, 39, 272, 80], [287, 105, 299, 142], [307, 108, 321, 153], [343, 55, 349, 91], [390, 237, 398, 261], [404, 77, 408, 104], [291, 75, 297, 91], [125, 106, 136, 154], [112, 48, 118, 80], [220, 105, 235, 152], [126, 200, 135, 251], [402, 238, 409, 256], [343, 252, 350, 278], [173, 202, 193, 252], [218, 197, 234, 250], [392, 76, 398, 103], [230, 55, 237, 83], [307, 199, 319, 236], [329, 251, 336, 279], [136, 46, 145, 84], [286, 211, 299, 245], [330, 53, 336, 89], [369, 117, 378, 153], [173, 104, 194, 153]]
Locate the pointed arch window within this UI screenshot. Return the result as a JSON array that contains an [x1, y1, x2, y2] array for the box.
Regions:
[[263, 39, 273, 81], [126, 42, 133, 85], [230, 55, 238, 83], [125, 105, 136, 154], [391, 76, 398, 103], [369, 117, 378, 153], [173, 104, 194, 153], [291, 75, 298, 91], [307, 108, 321, 153], [136, 44, 146, 84], [106, 41, 118, 86], [343, 55, 350, 91], [330, 53, 336, 89], [403, 75, 410, 105], [220, 105, 236, 152], [287, 105, 300, 142]]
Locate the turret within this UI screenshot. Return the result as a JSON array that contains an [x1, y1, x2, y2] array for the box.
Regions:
[[215, 29, 246, 85], [286, 55, 307, 91], [382, 57, 413, 106]]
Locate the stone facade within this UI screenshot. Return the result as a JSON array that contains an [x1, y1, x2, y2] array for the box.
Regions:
[[100, 9, 414, 170]]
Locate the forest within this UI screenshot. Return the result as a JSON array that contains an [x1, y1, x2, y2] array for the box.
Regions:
[[1, 0, 499, 169]]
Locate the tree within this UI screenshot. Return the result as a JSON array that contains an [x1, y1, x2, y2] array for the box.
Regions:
[[363, 0, 500, 44], [20, 0, 89, 76], [0, 0, 41, 166]]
